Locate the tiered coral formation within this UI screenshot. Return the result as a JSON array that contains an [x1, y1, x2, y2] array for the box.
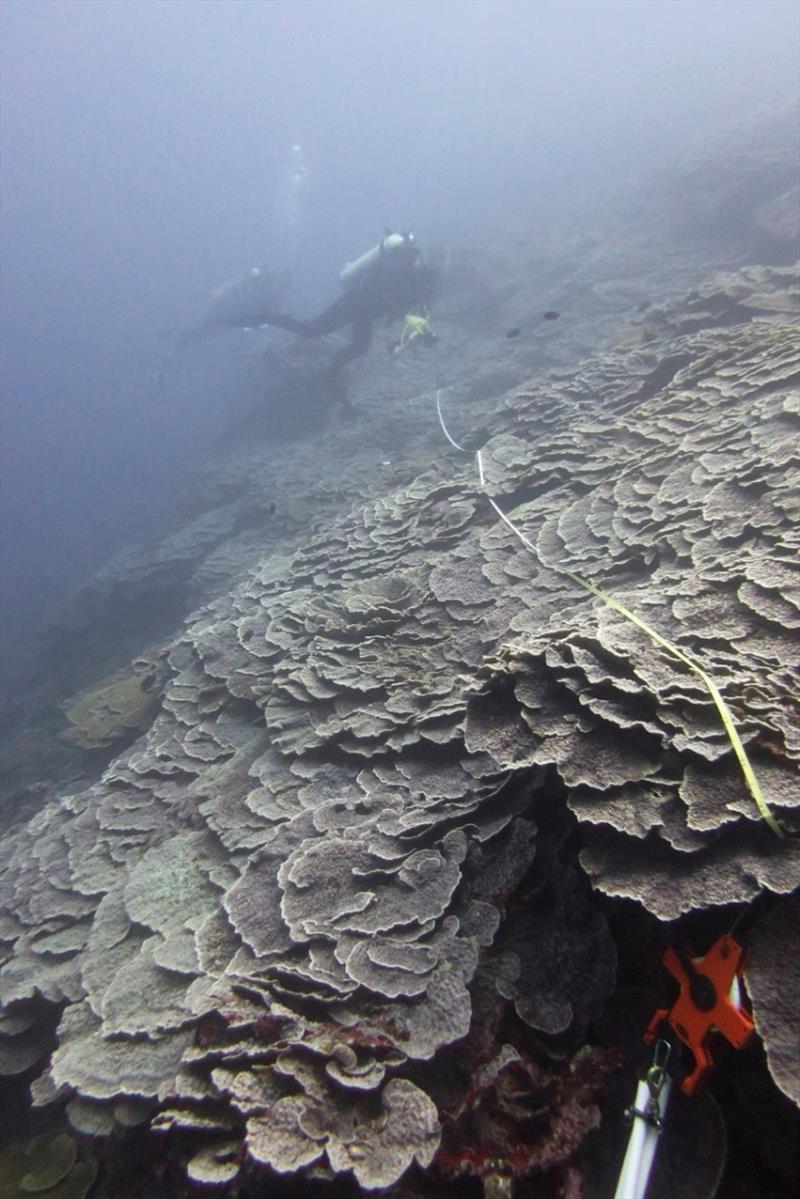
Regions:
[[1, 251, 798, 1194]]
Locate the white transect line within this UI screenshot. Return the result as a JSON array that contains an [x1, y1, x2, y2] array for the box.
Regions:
[[434, 389, 782, 837], [436, 387, 562, 562], [441, 432, 548, 566], [477, 449, 486, 488], [436, 388, 468, 451]]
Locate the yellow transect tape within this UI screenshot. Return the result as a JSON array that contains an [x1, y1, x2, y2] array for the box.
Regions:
[[436, 390, 784, 839]]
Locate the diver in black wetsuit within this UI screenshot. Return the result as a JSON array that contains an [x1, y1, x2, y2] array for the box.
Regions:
[[217, 232, 439, 388], [172, 265, 288, 351]]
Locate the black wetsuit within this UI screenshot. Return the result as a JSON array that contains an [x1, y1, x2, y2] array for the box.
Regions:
[[219, 248, 429, 377], [240, 288, 380, 374]]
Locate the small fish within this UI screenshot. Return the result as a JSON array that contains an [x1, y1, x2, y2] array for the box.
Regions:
[[542, 310, 560, 321], [505, 327, 522, 339]]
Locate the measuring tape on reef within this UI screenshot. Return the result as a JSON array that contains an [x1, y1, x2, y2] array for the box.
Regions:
[[435, 389, 783, 838]]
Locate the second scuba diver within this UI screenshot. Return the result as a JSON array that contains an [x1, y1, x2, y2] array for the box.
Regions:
[[212, 232, 439, 412]]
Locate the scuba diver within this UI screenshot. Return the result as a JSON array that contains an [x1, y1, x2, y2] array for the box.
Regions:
[[212, 231, 439, 407], [177, 144, 309, 353], [172, 265, 289, 351], [155, 264, 287, 390]]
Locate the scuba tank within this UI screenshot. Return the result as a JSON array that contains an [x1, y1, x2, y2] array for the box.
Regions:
[[339, 232, 416, 291]]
